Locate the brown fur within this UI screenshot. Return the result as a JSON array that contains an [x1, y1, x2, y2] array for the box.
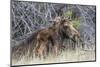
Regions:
[[12, 16, 80, 60], [34, 17, 80, 58], [34, 17, 62, 58]]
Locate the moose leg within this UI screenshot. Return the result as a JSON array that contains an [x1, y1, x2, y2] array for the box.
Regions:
[[35, 40, 40, 58], [53, 40, 60, 56], [54, 44, 59, 56], [72, 40, 75, 49], [72, 36, 79, 50], [37, 40, 48, 59]]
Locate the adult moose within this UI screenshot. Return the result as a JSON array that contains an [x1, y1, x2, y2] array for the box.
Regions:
[[34, 16, 80, 58]]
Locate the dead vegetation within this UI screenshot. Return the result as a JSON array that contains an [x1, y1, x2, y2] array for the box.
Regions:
[[12, 49, 95, 65]]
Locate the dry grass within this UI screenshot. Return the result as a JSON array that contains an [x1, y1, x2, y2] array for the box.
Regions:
[[12, 49, 95, 66]]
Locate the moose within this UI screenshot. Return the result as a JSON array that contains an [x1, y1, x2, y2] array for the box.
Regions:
[[12, 16, 81, 61], [34, 16, 80, 58]]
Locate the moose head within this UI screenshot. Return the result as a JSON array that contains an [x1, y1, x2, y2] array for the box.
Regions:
[[59, 17, 80, 42]]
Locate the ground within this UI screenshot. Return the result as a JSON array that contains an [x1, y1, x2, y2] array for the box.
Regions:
[[12, 49, 95, 66]]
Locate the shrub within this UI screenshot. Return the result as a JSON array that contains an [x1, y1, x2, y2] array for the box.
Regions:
[[71, 19, 80, 29], [64, 10, 80, 29], [64, 9, 72, 20]]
